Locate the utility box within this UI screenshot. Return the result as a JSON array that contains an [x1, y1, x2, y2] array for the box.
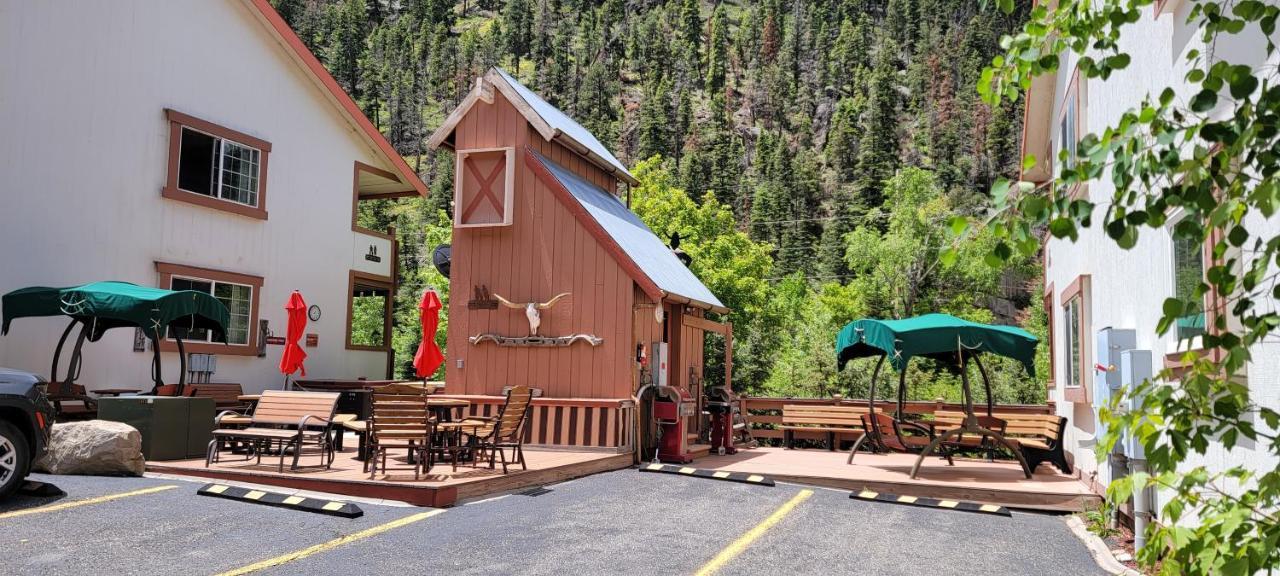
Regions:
[[1119, 349, 1153, 460], [1093, 328, 1136, 486], [99, 396, 215, 460]]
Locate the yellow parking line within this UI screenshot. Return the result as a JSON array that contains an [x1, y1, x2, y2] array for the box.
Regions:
[[214, 509, 445, 576], [693, 489, 812, 576], [0, 485, 178, 520]]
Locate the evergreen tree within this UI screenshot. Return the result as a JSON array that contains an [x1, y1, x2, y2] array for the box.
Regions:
[[704, 5, 729, 92], [637, 75, 674, 161], [324, 0, 369, 100], [855, 36, 901, 205], [502, 0, 533, 66]]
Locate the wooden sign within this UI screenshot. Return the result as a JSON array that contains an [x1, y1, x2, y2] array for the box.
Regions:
[[305, 333, 319, 347], [264, 336, 286, 345]]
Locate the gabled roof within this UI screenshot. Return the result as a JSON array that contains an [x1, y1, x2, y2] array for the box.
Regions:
[[244, 0, 427, 197], [428, 68, 639, 186], [527, 149, 726, 313]]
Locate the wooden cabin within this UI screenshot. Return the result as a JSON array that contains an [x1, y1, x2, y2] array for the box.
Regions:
[[428, 68, 729, 451]]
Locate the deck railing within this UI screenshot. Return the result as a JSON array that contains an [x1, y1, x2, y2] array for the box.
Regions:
[[741, 396, 1055, 443]]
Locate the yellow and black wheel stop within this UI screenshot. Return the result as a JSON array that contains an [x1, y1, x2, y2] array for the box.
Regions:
[[197, 483, 364, 518], [638, 463, 775, 486], [850, 490, 1011, 517]]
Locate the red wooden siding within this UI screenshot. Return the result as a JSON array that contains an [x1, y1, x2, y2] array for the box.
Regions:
[[445, 91, 635, 401], [450, 396, 634, 449]]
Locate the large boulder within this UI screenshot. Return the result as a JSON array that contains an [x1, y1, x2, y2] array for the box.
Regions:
[[34, 420, 145, 476]]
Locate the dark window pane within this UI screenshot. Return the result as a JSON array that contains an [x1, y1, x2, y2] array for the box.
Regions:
[[177, 128, 217, 196], [168, 277, 211, 341]]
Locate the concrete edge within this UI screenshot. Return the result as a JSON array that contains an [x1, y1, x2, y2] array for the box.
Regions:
[[1063, 515, 1143, 575]]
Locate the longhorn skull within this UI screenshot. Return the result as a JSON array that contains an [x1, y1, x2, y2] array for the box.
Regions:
[[493, 292, 570, 336]]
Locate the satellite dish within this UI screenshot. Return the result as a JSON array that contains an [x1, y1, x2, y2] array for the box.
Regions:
[[432, 244, 452, 279]]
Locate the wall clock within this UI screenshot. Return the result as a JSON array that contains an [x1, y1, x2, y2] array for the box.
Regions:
[[308, 305, 322, 322]]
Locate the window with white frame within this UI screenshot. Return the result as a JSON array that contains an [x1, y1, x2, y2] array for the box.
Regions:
[[168, 276, 253, 345], [1063, 295, 1083, 388], [1057, 89, 1078, 177], [1171, 233, 1207, 342], [177, 127, 262, 207]]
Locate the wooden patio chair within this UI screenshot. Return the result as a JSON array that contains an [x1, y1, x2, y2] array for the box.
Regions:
[[847, 412, 953, 465], [46, 380, 97, 420], [366, 383, 436, 480], [460, 385, 534, 474], [207, 391, 339, 472]]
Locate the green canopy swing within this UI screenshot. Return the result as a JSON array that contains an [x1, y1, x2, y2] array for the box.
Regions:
[[2, 281, 231, 397], [835, 313, 1039, 479]]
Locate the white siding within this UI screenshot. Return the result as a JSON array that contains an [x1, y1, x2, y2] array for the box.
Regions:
[[0, 1, 398, 392], [1041, 0, 1280, 500]]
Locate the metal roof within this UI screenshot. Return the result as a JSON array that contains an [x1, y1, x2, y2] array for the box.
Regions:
[[531, 151, 725, 311], [494, 68, 635, 183]]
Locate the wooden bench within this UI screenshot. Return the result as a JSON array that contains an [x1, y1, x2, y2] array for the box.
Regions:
[[779, 405, 867, 450], [931, 410, 1071, 473], [189, 383, 248, 410], [207, 391, 339, 472]]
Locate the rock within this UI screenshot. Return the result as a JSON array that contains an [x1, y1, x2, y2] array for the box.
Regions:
[[34, 420, 145, 476]]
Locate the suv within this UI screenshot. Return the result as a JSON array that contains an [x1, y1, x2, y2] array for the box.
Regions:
[[0, 367, 54, 498]]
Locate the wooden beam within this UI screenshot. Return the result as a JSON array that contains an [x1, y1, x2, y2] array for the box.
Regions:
[[725, 321, 733, 391], [681, 314, 729, 335]]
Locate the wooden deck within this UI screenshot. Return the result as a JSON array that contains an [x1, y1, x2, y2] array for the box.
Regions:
[[148, 446, 632, 507], [692, 447, 1100, 512]]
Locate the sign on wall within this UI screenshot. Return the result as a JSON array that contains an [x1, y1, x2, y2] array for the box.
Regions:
[[352, 231, 393, 278]]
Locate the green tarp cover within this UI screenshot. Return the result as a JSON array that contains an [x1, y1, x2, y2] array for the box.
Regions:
[[836, 313, 1038, 376], [2, 281, 230, 342]]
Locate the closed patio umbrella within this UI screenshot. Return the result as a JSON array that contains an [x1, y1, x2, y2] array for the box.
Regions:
[[279, 290, 308, 388], [413, 289, 444, 379]]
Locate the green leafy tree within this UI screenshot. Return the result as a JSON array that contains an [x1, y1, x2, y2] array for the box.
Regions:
[[975, 0, 1280, 573]]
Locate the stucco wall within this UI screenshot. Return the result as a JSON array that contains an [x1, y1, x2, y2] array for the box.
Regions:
[[0, 1, 398, 392], [1041, 0, 1280, 500]]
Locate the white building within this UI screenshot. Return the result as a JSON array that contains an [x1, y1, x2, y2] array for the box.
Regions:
[[1025, 0, 1279, 506], [0, 0, 428, 393]]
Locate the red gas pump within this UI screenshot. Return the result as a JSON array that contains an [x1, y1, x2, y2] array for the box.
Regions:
[[654, 386, 696, 463]]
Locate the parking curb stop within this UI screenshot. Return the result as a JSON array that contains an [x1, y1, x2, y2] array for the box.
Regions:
[[197, 483, 364, 518], [638, 463, 775, 486], [850, 490, 1012, 517]]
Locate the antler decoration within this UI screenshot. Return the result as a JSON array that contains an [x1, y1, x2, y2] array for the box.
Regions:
[[491, 292, 571, 336]]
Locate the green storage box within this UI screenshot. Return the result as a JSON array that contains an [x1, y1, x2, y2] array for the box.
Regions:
[[98, 396, 215, 460]]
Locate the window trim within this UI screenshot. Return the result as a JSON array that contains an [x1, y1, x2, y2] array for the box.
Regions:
[[163, 109, 271, 220], [1060, 274, 1091, 404], [1044, 282, 1056, 389], [1054, 67, 1088, 201], [345, 270, 393, 352], [155, 261, 264, 356]]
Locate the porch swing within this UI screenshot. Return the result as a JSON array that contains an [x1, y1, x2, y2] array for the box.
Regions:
[[2, 281, 231, 418], [835, 313, 1040, 479]]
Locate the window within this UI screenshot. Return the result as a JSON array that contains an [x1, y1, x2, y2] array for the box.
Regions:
[[155, 262, 263, 356], [1044, 285, 1056, 388], [164, 109, 271, 220], [1172, 234, 1206, 342], [1060, 274, 1091, 403], [176, 128, 262, 206], [346, 272, 392, 351], [1056, 71, 1081, 179], [1063, 296, 1083, 388], [169, 277, 253, 345]]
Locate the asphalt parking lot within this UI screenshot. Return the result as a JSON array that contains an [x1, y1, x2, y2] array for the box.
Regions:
[[0, 470, 1104, 575]]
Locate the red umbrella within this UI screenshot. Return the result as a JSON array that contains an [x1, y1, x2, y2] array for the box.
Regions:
[[413, 289, 444, 379], [279, 290, 308, 380]]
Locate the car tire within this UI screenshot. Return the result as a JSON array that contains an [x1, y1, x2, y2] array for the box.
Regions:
[[0, 420, 32, 499]]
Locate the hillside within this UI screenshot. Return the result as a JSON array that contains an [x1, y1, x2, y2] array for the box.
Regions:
[[281, 0, 1045, 401]]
